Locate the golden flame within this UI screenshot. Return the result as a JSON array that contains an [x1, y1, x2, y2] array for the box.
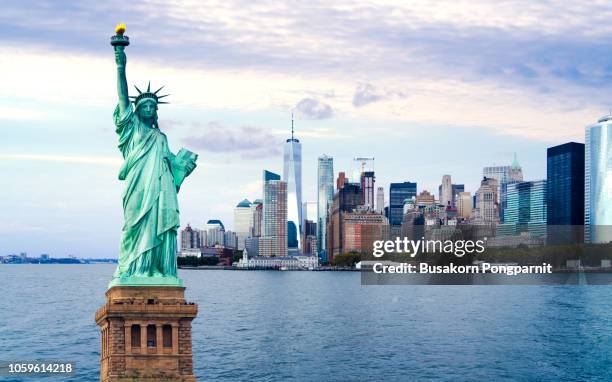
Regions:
[[115, 23, 126, 34]]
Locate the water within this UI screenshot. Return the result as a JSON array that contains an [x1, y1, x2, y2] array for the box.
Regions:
[[2, 265, 612, 381]]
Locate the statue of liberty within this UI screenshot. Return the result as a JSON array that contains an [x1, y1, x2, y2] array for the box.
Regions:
[[108, 24, 197, 288]]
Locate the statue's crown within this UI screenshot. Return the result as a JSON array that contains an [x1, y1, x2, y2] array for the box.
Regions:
[[129, 82, 169, 107]]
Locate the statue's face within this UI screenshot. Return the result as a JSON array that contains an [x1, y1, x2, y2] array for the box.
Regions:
[[137, 100, 157, 119]]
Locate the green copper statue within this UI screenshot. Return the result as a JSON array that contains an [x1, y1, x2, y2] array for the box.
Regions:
[[108, 24, 197, 288]]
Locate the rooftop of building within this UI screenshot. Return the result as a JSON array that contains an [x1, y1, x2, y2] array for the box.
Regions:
[[206, 219, 225, 230], [236, 199, 252, 208]]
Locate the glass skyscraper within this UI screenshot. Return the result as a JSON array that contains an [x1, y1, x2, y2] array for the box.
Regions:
[[547, 142, 584, 244], [585, 115, 612, 243], [284, 120, 302, 251], [502, 180, 547, 238], [389, 182, 417, 226], [317, 155, 334, 262]]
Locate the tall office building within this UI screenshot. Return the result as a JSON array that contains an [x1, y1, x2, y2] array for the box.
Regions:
[[234, 199, 252, 250], [180, 224, 200, 250], [360, 171, 375, 209], [342, 208, 389, 255], [389, 182, 417, 226], [284, 117, 302, 251], [475, 177, 499, 223], [451, 184, 465, 207], [251, 199, 263, 237], [262, 170, 287, 257], [317, 155, 334, 262], [456, 192, 472, 219], [547, 142, 584, 244], [416, 190, 435, 207], [585, 115, 612, 243], [302, 201, 317, 223], [203, 220, 225, 247], [483, 155, 523, 221], [501, 180, 547, 238], [439, 175, 452, 207], [376, 186, 384, 213], [337, 171, 347, 190], [327, 183, 362, 259]]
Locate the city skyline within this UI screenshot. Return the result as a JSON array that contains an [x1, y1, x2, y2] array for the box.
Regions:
[[4, 1, 612, 257]]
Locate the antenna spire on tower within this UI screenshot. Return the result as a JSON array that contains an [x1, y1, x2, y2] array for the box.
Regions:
[[291, 112, 294, 139]]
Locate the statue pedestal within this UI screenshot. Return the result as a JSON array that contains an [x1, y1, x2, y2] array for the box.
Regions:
[[95, 286, 198, 382]]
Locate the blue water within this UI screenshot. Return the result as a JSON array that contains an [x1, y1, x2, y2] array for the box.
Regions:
[[1, 265, 612, 381]]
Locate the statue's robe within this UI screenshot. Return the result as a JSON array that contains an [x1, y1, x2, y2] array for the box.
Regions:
[[112, 105, 180, 278]]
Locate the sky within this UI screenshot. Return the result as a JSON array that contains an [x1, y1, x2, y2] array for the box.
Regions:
[[1, 0, 612, 257]]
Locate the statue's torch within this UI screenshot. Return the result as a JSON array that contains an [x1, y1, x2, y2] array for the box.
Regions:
[[110, 23, 130, 48]]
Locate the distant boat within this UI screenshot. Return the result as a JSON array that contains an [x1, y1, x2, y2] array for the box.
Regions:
[[279, 266, 289, 271]]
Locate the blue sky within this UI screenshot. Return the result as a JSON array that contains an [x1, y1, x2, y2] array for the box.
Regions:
[[1, 0, 611, 257]]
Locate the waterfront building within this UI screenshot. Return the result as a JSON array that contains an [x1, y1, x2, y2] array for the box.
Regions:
[[262, 170, 287, 257], [180, 224, 200, 251], [456, 191, 473, 219], [585, 115, 612, 243], [389, 182, 417, 227], [203, 220, 225, 247], [451, 184, 465, 208], [360, 171, 376, 209], [284, 117, 302, 251], [483, 155, 523, 221], [234, 199, 252, 250], [376, 186, 385, 213], [342, 207, 389, 255], [337, 171, 347, 190], [498, 180, 547, 239], [416, 190, 435, 207], [301, 219, 318, 255], [251, 199, 263, 237], [474, 177, 499, 223], [327, 183, 362, 260], [547, 142, 585, 244], [439, 175, 452, 207], [235, 253, 318, 270], [245, 236, 260, 257], [223, 230, 238, 250], [317, 155, 334, 262]]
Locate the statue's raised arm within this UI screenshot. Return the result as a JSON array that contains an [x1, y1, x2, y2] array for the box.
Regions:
[[111, 23, 130, 115]]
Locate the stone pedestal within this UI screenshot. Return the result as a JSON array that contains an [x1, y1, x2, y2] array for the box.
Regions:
[[95, 286, 198, 382]]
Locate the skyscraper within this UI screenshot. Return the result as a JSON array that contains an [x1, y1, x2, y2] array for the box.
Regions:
[[389, 182, 417, 226], [376, 186, 384, 213], [317, 155, 334, 262], [439, 175, 452, 207], [585, 115, 612, 243], [501, 180, 547, 238], [456, 192, 473, 219], [262, 170, 287, 257], [451, 184, 465, 207], [475, 177, 499, 223], [483, 155, 523, 221], [251, 199, 263, 237], [360, 171, 376, 209], [284, 117, 302, 251], [234, 199, 252, 250], [547, 142, 584, 244]]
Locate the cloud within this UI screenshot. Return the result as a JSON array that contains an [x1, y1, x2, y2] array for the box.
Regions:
[[352, 83, 407, 108], [183, 121, 281, 159], [352, 83, 384, 107], [294, 98, 333, 120]]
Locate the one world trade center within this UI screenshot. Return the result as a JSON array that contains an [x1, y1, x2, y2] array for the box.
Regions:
[[284, 115, 302, 252]]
